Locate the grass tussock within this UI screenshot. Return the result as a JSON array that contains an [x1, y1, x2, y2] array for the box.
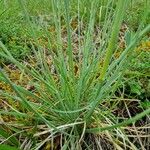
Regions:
[[0, 0, 150, 149]]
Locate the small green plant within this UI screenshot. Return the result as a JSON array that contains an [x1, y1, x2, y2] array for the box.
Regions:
[[0, 0, 150, 149]]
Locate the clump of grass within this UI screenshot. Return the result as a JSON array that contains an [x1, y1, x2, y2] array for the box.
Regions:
[[0, 0, 150, 149]]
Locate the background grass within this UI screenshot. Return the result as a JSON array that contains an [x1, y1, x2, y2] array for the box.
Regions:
[[0, 0, 149, 62]]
